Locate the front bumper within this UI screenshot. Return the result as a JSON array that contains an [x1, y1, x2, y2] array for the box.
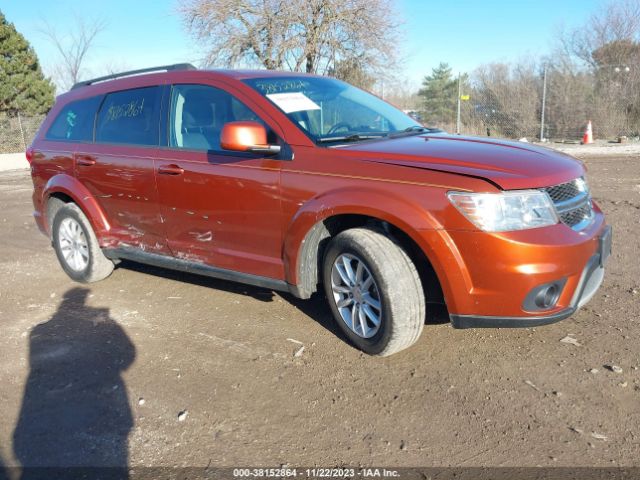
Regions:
[[450, 225, 611, 328]]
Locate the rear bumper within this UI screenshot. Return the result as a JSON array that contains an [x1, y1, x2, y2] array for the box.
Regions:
[[450, 231, 608, 328]]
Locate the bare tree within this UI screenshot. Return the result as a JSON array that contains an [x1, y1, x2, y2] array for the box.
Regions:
[[560, 0, 640, 67], [179, 0, 401, 79], [409, 0, 640, 141], [329, 56, 375, 90], [39, 16, 107, 91], [382, 78, 421, 112], [556, 0, 640, 136], [467, 60, 542, 138], [101, 59, 134, 76], [291, 0, 401, 75]]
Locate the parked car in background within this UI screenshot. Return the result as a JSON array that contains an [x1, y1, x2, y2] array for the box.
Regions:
[[403, 109, 423, 123], [27, 65, 611, 356]]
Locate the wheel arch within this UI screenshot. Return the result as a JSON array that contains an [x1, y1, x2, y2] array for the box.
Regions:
[[284, 189, 449, 314], [290, 213, 447, 305], [42, 174, 110, 238]]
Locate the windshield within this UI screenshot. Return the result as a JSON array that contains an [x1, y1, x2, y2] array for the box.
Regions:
[[243, 76, 422, 145]]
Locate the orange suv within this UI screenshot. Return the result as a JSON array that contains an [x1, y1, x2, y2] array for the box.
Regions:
[[28, 64, 611, 356]]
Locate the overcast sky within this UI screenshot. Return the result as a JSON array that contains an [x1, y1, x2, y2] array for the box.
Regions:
[[4, 0, 602, 88]]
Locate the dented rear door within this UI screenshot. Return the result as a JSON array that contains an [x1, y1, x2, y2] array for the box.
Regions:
[[76, 85, 170, 253]]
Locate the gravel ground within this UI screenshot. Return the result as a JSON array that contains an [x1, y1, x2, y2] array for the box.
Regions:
[[552, 140, 640, 158], [0, 156, 639, 471]]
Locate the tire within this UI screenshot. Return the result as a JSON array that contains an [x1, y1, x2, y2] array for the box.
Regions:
[[322, 228, 425, 356], [51, 203, 114, 283]]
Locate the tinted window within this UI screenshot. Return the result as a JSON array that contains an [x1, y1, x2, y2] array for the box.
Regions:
[[96, 87, 160, 146], [45, 96, 102, 142], [169, 84, 268, 151]]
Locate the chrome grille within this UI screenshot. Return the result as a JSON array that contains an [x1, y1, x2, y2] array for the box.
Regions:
[[543, 178, 593, 230]]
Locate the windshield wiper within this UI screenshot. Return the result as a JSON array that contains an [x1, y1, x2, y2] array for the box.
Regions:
[[316, 134, 385, 144], [387, 126, 441, 138]]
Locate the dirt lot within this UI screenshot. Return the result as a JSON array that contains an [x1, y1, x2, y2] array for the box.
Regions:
[[0, 155, 639, 472]]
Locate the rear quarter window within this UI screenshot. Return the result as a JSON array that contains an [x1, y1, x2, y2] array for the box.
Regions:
[[95, 87, 161, 146], [45, 96, 102, 142]]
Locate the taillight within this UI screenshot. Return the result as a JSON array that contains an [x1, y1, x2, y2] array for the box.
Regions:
[[25, 147, 34, 164]]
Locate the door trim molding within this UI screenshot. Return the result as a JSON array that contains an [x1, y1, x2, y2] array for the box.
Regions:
[[103, 247, 296, 294]]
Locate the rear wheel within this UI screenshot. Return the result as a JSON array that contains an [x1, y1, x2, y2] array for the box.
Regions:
[[52, 203, 114, 283], [322, 228, 425, 356]]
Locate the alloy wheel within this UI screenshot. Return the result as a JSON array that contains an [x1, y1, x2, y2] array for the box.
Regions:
[[330, 253, 383, 338], [58, 217, 89, 271]]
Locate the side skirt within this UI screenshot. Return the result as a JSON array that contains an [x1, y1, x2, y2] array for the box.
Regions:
[[103, 247, 297, 295]]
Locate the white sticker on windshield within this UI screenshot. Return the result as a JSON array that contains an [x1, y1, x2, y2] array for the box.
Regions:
[[266, 92, 321, 113]]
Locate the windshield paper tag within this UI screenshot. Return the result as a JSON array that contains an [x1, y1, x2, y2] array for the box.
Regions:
[[266, 92, 321, 113]]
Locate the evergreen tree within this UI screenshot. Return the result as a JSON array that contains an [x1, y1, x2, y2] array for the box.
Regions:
[[0, 10, 55, 114], [418, 62, 458, 124]]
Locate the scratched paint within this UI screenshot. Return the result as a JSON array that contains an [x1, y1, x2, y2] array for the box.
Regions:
[[124, 224, 145, 238], [175, 251, 207, 263], [188, 231, 213, 242]]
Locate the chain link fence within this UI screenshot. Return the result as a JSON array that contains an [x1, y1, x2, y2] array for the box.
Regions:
[[0, 112, 45, 154], [422, 66, 640, 143]]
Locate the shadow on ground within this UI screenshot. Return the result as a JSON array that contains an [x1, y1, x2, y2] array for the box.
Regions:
[[119, 260, 343, 336], [0, 453, 9, 480], [118, 260, 450, 344], [12, 288, 135, 479]]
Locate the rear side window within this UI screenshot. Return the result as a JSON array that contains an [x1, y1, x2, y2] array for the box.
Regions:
[[45, 96, 102, 142], [95, 87, 161, 146]]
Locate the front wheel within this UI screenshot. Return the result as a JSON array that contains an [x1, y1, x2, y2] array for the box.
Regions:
[[52, 203, 114, 283], [322, 228, 425, 356]]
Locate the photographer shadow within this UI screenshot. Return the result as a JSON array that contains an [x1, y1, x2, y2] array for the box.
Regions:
[[12, 287, 135, 479]]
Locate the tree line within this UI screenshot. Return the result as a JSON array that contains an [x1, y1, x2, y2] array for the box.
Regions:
[[415, 0, 640, 139]]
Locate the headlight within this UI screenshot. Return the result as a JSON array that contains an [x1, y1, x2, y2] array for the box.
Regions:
[[447, 190, 559, 232]]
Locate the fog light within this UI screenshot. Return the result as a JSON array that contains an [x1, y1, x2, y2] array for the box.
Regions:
[[523, 278, 567, 312], [536, 284, 560, 309]]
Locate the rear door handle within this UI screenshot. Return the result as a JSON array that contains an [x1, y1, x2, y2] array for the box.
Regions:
[[158, 164, 184, 175], [76, 156, 96, 166]]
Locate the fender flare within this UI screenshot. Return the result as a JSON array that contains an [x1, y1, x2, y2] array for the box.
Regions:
[[283, 187, 457, 298], [42, 174, 110, 237]]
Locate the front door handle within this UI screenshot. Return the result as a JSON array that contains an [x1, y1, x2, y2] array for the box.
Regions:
[[158, 164, 184, 175], [76, 156, 96, 166]]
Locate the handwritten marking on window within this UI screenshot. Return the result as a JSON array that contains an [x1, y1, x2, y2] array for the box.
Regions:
[[105, 98, 146, 122]]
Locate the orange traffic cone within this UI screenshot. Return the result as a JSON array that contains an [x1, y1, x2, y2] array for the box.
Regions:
[[581, 120, 594, 144]]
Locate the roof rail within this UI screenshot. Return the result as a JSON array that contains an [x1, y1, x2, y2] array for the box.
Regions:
[[71, 63, 197, 90]]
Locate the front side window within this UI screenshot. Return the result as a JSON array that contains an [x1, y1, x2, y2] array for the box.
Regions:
[[95, 87, 161, 146], [243, 76, 421, 144], [169, 84, 268, 151], [46, 96, 102, 142]]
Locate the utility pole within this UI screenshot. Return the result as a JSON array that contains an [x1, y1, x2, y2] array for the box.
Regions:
[[456, 73, 462, 135], [539, 65, 547, 142]]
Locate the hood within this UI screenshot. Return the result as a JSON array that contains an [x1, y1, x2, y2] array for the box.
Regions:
[[341, 134, 584, 190]]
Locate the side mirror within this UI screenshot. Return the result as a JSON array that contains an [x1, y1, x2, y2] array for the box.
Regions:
[[220, 121, 281, 155]]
